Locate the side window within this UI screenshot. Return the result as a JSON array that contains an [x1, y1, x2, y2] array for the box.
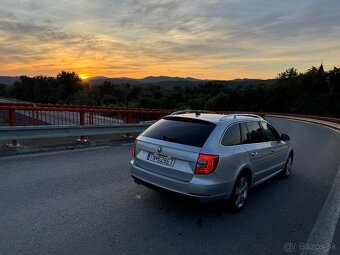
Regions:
[[260, 121, 279, 141], [267, 123, 281, 140], [221, 123, 241, 146], [245, 121, 266, 143], [240, 123, 251, 144]]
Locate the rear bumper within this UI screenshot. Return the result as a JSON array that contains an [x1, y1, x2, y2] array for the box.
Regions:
[[130, 160, 235, 202]]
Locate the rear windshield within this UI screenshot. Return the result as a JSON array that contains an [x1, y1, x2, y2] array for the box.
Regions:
[[141, 117, 216, 147]]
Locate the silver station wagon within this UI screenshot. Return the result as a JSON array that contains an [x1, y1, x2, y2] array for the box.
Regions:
[[130, 111, 293, 211]]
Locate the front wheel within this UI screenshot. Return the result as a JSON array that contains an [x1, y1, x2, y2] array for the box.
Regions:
[[280, 154, 293, 178], [229, 174, 250, 212]]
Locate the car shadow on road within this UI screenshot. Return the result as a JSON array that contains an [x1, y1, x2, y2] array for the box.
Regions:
[[133, 172, 302, 226]]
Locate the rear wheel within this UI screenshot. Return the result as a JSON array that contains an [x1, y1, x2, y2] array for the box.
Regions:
[[280, 154, 293, 178], [229, 174, 250, 212]]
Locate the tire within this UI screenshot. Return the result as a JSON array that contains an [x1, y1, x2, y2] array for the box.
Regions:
[[229, 173, 250, 212], [280, 154, 293, 179]]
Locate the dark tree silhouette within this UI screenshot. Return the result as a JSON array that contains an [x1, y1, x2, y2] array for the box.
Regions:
[[5, 66, 340, 117]]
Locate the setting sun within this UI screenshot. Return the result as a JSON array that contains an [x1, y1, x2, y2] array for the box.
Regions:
[[79, 74, 90, 80]]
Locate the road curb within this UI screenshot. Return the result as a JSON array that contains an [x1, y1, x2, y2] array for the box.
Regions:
[[0, 137, 135, 158]]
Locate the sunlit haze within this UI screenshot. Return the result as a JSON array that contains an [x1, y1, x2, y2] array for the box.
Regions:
[[79, 74, 90, 80], [0, 0, 339, 79]]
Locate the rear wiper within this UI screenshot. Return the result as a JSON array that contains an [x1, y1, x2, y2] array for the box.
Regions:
[[162, 136, 183, 143]]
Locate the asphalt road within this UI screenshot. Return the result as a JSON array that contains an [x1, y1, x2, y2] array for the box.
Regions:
[[0, 118, 339, 255]]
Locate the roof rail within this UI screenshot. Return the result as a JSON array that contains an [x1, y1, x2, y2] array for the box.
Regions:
[[220, 113, 263, 121], [170, 109, 215, 116]]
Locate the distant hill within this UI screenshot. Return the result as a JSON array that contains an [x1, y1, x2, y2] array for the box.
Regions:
[[85, 76, 276, 88], [0, 75, 276, 88], [210, 78, 277, 89], [85, 76, 205, 86], [140, 76, 203, 83], [0, 76, 20, 85]]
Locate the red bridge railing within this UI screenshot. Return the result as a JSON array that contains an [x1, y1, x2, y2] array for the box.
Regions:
[[1, 102, 339, 127], [0, 102, 172, 146], [1, 101, 339, 147], [0, 101, 171, 112], [0, 103, 172, 127]]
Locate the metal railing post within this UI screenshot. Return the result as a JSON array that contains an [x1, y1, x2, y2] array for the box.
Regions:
[[124, 112, 133, 138], [89, 112, 94, 125], [127, 112, 133, 124], [32, 110, 39, 125], [77, 111, 87, 142], [8, 108, 20, 147], [80, 111, 85, 125]]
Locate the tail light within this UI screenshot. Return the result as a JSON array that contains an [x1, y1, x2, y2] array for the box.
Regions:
[[195, 153, 219, 175], [131, 139, 137, 157]]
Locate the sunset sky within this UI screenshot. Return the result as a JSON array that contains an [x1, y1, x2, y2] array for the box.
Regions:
[[0, 0, 339, 80]]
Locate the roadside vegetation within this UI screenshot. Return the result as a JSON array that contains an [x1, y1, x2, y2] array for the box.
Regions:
[[0, 66, 339, 117]]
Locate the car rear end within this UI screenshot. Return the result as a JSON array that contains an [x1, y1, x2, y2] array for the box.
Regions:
[[130, 115, 234, 201]]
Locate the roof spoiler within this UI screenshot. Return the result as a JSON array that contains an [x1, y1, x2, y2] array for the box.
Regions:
[[170, 109, 215, 116]]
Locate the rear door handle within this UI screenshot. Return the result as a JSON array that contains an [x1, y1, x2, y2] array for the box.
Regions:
[[271, 148, 276, 152], [251, 152, 258, 156]]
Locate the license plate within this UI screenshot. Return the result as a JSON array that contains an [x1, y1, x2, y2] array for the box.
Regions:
[[147, 152, 174, 167]]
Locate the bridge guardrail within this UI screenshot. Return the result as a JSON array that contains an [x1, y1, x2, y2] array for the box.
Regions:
[[266, 114, 340, 132], [0, 123, 152, 141], [0, 103, 171, 146], [265, 113, 340, 124], [0, 102, 339, 147]]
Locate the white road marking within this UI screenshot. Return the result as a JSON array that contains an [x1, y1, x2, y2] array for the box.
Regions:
[[300, 166, 340, 255]]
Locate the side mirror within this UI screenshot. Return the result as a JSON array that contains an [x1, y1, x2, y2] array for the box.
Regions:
[[280, 134, 290, 141]]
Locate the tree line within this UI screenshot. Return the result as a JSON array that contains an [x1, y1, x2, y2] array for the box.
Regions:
[[0, 66, 339, 117]]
